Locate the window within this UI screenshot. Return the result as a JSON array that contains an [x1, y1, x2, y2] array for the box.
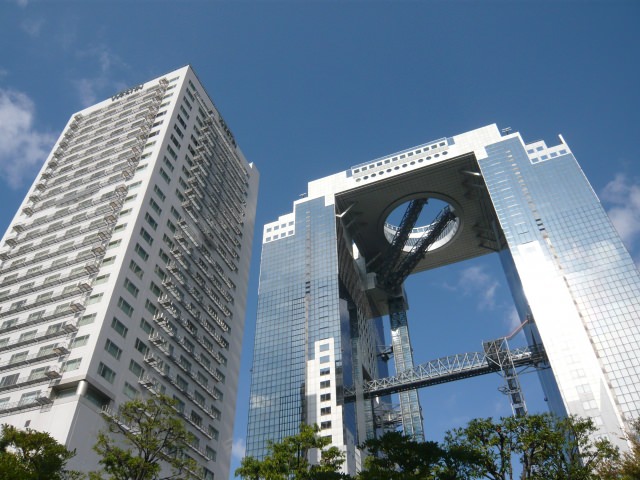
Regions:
[[320, 421, 332, 429], [179, 356, 192, 373], [167, 146, 177, 160], [123, 382, 138, 399], [153, 185, 166, 202], [159, 168, 171, 184], [107, 239, 121, 250], [19, 391, 41, 406], [105, 339, 122, 360], [144, 213, 158, 231], [70, 335, 89, 348], [140, 318, 154, 335], [61, 358, 81, 372], [10, 351, 28, 363], [124, 278, 139, 298], [102, 256, 116, 266], [129, 260, 144, 279], [140, 228, 154, 245], [19, 330, 37, 342], [176, 375, 188, 392], [36, 291, 53, 302], [158, 249, 169, 264], [320, 380, 330, 389], [0, 374, 19, 387], [150, 281, 161, 297], [134, 243, 149, 261], [134, 338, 148, 355], [129, 359, 144, 377], [319, 343, 330, 352], [78, 313, 96, 326], [320, 368, 330, 376], [320, 393, 331, 402], [154, 265, 166, 280], [319, 355, 330, 364], [109, 317, 128, 338], [94, 274, 110, 286], [205, 447, 216, 461], [87, 294, 104, 306], [97, 362, 116, 383], [117, 297, 134, 317], [320, 407, 331, 415], [144, 299, 157, 315], [170, 206, 181, 220], [45, 324, 62, 335]]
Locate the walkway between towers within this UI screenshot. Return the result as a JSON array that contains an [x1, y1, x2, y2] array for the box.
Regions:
[[343, 338, 546, 408]]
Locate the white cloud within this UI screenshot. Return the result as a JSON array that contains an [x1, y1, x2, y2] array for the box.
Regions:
[[73, 45, 128, 107], [601, 173, 640, 254], [0, 89, 55, 189], [20, 17, 44, 37], [454, 265, 499, 310], [232, 437, 246, 460]]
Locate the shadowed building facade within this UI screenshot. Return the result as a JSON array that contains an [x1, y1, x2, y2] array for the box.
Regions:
[[246, 124, 639, 473]]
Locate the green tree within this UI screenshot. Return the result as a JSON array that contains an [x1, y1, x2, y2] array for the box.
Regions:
[[617, 419, 640, 480], [91, 395, 198, 480], [358, 430, 449, 480], [0, 424, 81, 480], [444, 413, 620, 480], [235, 424, 350, 480], [445, 417, 516, 480]]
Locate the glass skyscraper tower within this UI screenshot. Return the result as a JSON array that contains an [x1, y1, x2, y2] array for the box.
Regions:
[[0, 66, 258, 480], [246, 124, 639, 472]]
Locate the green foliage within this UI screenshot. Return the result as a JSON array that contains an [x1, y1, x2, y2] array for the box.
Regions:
[[91, 395, 198, 480], [0, 423, 81, 480], [444, 413, 620, 480], [359, 430, 449, 480], [235, 424, 350, 480], [237, 414, 629, 480], [616, 419, 640, 480]]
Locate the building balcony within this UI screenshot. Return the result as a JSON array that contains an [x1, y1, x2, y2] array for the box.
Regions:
[[0, 325, 73, 353], [0, 346, 67, 373], [0, 395, 52, 416], [0, 287, 86, 320], [0, 307, 77, 336], [0, 371, 54, 394]]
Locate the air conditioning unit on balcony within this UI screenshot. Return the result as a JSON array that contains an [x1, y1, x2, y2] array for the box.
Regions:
[[45, 368, 61, 379], [53, 345, 69, 355]]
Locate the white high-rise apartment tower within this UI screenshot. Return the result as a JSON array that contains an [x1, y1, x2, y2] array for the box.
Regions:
[[0, 66, 259, 479]]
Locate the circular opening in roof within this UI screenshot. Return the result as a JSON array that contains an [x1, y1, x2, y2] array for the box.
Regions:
[[383, 197, 459, 253]]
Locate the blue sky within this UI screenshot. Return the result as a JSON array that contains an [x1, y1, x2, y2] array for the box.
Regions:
[[1, 1, 639, 477]]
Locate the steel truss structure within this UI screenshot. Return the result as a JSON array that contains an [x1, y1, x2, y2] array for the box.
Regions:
[[344, 340, 546, 403]]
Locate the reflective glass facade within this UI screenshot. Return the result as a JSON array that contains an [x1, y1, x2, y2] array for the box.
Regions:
[[247, 197, 386, 472], [480, 137, 640, 449], [247, 124, 640, 462]]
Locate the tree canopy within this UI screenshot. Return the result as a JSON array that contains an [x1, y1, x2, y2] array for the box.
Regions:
[[235, 424, 350, 480], [0, 423, 80, 480], [91, 395, 198, 480], [444, 413, 620, 480], [236, 414, 638, 480]]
